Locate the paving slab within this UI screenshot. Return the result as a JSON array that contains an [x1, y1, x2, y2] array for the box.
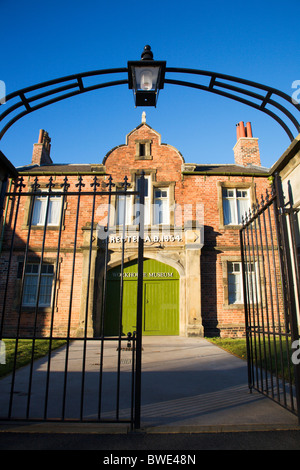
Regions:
[[0, 336, 299, 434]]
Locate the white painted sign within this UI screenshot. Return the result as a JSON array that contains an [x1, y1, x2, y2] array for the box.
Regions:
[[109, 234, 183, 243]]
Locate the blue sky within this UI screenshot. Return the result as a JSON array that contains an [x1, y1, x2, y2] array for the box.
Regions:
[[0, 0, 299, 170]]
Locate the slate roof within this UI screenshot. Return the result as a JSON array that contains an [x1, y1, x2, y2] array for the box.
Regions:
[[182, 163, 270, 175], [17, 163, 105, 174], [18, 162, 270, 176]]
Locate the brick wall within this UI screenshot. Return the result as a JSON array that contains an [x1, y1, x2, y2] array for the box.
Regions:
[[0, 122, 271, 338]]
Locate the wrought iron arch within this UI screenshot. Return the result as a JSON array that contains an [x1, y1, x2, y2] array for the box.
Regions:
[[1, 66, 299, 141]]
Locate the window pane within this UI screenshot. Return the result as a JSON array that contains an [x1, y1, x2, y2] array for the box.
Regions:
[[136, 177, 148, 197], [23, 276, 37, 305], [237, 198, 250, 224], [32, 198, 45, 225], [32, 194, 62, 226], [139, 143, 145, 156], [41, 264, 53, 274], [116, 195, 131, 225], [223, 187, 250, 225], [135, 176, 150, 224], [22, 264, 54, 307], [154, 200, 163, 224], [228, 262, 242, 304], [223, 197, 236, 225], [228, 272, 242, 304], [154, 188, 169, 224], [39, 276, 53, 305], [48, 196, 61, 225]]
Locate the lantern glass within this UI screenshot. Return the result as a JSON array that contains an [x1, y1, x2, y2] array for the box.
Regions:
[[134, 66, 160, 91]]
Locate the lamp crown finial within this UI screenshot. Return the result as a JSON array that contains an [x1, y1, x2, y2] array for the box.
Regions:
[[141, 45, 153, 60]]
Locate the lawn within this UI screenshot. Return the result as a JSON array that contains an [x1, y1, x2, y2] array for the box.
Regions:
[[206, 337, 248, 360], [0, 339, 66, 377]]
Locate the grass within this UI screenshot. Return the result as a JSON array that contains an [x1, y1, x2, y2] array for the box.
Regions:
[[206, 336, 296, 383], [0, 339, 66, 378], [206, 337, 248, 360]]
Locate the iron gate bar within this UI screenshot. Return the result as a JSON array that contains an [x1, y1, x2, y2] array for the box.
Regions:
[[8, 178, 36, 419], [261, 194, 281, 401], [0, 174, 144, 427], [244, 195, 292, 408], [240, 176, 300, 422], [134, 171, 145, 430], [1, 66, 299, 141], [286, 183, 300, 313], [252, 205, 270, 395], [248, 207, 264, 389], [272, 180, 297, 410], [62, 175, 83, 421], [274, 174, 300, 413], [98, 175, 114, 420], [116, 175, 129, 420], [26, 176, 56, 419], [44, 176, 70, 419], [0, 178, 24, 339], [164, 78, 297, 142], [80, 176, 99, 421], [240, 222, 253, 392]]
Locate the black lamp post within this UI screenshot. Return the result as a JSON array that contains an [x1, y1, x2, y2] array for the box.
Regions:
[[127, 45, 166, 107]]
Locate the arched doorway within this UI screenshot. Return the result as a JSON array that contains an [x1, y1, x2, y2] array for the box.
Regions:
[[104, 258, 180, 336]]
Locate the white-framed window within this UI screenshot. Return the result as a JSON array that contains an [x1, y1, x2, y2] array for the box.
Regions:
[[228, 261, 258, 305], [135, 175, 151, 225], [32, 193, 62, 226], [154, 188, 169, 225], [228, 262, 243, 304], [222, 188, 250, 225], [22, 263, 54, 307], [117, 174, 172, 226]]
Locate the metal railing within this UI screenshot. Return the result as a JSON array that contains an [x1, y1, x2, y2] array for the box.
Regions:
[[240, 174, 300, 421], [0, 173, 145, 429]]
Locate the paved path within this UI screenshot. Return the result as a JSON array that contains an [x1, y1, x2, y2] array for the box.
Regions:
[[0, 336, 299, 446]]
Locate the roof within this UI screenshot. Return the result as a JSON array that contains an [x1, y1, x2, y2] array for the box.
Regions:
[[17, 163, 106, 175], [18, 162, 270, 177], [270, 134, 300, 175], [182, 163, 270, 176]]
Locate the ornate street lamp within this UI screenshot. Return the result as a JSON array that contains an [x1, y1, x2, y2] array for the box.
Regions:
[[1, 47, 299, 140], [127, 45, 166, 107]]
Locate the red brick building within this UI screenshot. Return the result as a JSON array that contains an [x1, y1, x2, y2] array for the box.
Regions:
[[0, 118, 270, 338]]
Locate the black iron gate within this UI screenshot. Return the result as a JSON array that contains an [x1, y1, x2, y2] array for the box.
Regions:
[[0, 172, 145, 429], [240, 173, 300, 421]]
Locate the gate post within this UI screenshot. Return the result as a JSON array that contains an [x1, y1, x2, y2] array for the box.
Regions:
[[274, 173, 300, 422]]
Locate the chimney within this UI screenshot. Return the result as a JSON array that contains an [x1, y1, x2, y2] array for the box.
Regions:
[[233, 121, 261, 167], [31, 129, 53, 166]]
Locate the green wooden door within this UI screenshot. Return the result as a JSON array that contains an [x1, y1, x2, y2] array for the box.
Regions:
[[104, 259, 179, 336]]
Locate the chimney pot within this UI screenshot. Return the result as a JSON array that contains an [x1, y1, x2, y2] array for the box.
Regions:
[[237, 121, 246, 138], [246, 122, 253, 137]]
